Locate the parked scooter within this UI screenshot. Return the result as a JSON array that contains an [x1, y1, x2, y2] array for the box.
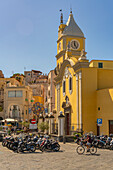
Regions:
[[11, 137, 22, 152], [40, 138, 60, 152], [17, 139, 36, 153]]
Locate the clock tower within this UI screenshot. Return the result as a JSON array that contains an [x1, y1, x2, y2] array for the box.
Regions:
[[56, 11, 86, 68]]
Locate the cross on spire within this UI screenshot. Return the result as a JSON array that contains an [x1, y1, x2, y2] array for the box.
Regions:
[[59, 9, 63, 24], [70, 7, 72, 14]]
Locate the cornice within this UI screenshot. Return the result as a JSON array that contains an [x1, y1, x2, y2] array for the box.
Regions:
[[6, 86, 25, 89], [71, 51, 81, 56], [55, 50, 81, 60], [72, 60, 89, 72], [54, 59, 89, 83], [57, 35, 86, 43], [55, 50, 66, 59], [54, 59, 74, 83]]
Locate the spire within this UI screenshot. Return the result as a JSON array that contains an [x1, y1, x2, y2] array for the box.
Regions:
[[62, 13, 84, 37]]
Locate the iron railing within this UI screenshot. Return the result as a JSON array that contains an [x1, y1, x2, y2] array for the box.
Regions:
[[51, 123, 83, 135], [65, 124, 83, 135]]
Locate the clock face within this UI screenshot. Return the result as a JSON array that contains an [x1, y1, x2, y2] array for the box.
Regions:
[[71, 40, 80, 50]]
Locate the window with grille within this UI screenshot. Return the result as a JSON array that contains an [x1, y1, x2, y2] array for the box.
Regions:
[[8, 91, 23, 97]]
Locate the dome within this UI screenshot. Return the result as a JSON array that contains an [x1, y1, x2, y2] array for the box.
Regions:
[[63, 13, 84, 37]]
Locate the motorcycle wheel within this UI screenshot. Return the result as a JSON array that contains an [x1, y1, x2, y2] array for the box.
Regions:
[[40, 146, 45, 152], [30, 144, 36, 153], [13, 146, 17, 152], [105, 145, 109, 149], [17, 147, 22, 153], [10, 143, 13, 150], [54, 144, 60, 152], [36, 145, 40, 150], [2, 140, 5, 147], [110, 145, 113, 150], [97, 143, 104, 149], [7, 143, 10, 149], [17, 145, 24, 153]]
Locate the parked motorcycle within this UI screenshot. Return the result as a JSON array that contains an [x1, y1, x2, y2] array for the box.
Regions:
[[17, 139, 36, 153], [11, 137, 22, 152], [40, 139, 60, 152]]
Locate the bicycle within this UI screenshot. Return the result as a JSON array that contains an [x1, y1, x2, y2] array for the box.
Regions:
[[76, 141, 97, 155]]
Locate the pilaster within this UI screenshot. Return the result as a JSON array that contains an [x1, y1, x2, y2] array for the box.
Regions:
[[76, 73, 79, 129]]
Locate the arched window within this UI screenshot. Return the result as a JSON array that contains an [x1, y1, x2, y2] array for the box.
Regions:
[[63, 80, 66, 96], [63, 81, 65, 93], [69, 76, 72, 94]]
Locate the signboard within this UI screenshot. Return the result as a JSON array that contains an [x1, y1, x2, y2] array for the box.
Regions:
[[29, 124, 37, 129], [31, 119, 36, 124], [97, 118, 102, 126]]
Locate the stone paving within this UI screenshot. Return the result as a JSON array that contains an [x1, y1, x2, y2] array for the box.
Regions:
[[0, 142, 113, 170]]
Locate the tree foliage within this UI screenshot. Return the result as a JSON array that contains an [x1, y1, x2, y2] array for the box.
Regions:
[[38, 122, 49, 132]]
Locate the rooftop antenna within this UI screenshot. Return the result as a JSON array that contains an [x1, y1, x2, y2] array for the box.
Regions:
[[59, 9, 63, 24]]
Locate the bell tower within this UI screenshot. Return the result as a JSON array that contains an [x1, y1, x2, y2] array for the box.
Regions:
[[56, 11, 87, 68]]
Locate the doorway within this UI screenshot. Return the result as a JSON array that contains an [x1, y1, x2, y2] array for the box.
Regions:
[[10, 105, 20, 119], [65, 113, 70, 135], [97, 125, 100, 136], [63, 103, 71, 136], [109, 120, 113, 135]]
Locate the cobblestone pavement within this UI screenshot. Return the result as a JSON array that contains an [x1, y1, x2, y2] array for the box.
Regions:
[[0, 142, 113, 170]]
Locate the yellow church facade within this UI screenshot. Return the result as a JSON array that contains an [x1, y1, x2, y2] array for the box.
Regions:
[[54, 11, 113, 137]]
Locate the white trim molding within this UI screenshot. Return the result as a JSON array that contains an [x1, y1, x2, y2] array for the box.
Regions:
[[79, 71, 82, 130], [76, 73, 79, 129]]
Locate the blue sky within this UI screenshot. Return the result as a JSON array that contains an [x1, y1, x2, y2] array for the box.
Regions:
[[0, 0, 113, 77]]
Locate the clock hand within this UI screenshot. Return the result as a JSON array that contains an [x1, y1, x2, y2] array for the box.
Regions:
[[74, 41, 77, 48]]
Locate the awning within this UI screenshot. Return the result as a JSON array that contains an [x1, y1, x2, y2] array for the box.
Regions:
[[1, 118, 18, 122]]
